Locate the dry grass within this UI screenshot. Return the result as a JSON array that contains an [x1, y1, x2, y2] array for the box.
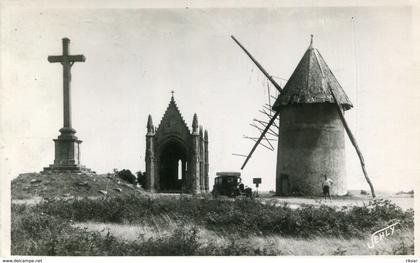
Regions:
[[73, 220, 181, 241], [253, 230, 414, 255], [11, 177, 414, 256], [75, 220, 414, 255]]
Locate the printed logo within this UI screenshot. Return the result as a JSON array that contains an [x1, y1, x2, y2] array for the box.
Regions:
[[367, 221, 399, 249]]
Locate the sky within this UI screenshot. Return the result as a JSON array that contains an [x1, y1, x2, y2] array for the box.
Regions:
[[1, 2, 420, 191]]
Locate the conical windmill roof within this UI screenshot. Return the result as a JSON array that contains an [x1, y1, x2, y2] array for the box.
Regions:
[[272, 36, 353, 111]]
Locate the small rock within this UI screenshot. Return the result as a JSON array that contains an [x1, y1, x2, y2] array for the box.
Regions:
[[62, 194, 74, 200], [30, 179, 42, 184], [98, 190, 108, 196], [75, 181, 89, 187], [113, 188, 122, 193], [122, 183, 134, 189], [62, 193, 71, 197], [23, 186, 30, 191]]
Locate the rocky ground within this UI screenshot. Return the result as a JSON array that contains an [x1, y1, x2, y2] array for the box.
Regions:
[[12, 172, 144, 201]]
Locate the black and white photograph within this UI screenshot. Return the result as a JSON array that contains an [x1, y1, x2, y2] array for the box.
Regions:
[[1, 0, 419, 259]]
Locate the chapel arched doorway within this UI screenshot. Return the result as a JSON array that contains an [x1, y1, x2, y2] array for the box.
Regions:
[[158, 140, 188, 192]]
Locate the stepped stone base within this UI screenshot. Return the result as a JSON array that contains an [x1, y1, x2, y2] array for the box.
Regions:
[[42, 127, 95, 175], [41, 164, 96, 175]]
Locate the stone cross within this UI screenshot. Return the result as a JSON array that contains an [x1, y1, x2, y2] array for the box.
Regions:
[[48, 38, 85, 130]]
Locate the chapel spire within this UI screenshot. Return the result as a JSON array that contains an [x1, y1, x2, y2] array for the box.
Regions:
[[204, 129, 208, 141], [192, 113, 198, 134], [147, 114, 154, 134]]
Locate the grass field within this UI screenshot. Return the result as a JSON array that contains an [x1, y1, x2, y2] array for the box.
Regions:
[[73, 221, 414, 255], [11, 195, 414, 255], [11, 173, 415, 256]]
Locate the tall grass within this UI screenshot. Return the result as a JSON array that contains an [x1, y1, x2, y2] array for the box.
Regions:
[[12, 201, 414, 256], [11, 207, 279, 256], [32, 195, 414, 239]]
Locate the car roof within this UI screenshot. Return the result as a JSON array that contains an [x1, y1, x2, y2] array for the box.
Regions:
[[216, 172, 241, 177]]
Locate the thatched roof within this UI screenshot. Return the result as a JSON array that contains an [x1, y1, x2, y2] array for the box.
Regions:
[[272, 37, 353, 111]]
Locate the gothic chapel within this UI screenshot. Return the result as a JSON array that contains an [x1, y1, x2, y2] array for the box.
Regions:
[[145, 94, 209, 194]]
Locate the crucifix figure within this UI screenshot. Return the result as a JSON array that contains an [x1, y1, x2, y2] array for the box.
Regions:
[[48, 38, 86, 131]]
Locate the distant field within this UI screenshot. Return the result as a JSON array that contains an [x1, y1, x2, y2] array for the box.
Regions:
[[264, 195, 414, 211]]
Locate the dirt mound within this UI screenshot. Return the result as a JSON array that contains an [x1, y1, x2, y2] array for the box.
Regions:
[[12, 172, 145, 200]]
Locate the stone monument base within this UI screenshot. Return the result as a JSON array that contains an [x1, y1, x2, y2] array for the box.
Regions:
[[42, 164, 95, 175], [42, 127, 95, 175]]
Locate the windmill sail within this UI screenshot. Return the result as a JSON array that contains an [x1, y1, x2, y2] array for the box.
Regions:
[[241, 111, 280, 170], [231, 35, 282, 92], [231, 35, 283, 169]]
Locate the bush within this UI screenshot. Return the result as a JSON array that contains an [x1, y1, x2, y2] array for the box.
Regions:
[[12, 205, 110, 256], [138, 225, 201, 255], [116, 169, 137, 185], [137, 171, 146, 188], [392, 241, 415, 255]]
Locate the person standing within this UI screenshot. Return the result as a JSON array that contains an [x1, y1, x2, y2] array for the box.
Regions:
[[322, 175, 333, 200]]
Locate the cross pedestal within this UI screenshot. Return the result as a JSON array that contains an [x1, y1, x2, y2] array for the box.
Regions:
[[42, 38, 94, 175], [43, 129, 94, 174]]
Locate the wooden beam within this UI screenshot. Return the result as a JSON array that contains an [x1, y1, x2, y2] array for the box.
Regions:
[[244, 136, 275, 151], [328, 84, 376, 198], [231, 35, 282, 92], [259, 108, 280, 129], [250, 123, 278, 137], [241, 111, 280, 169], [232, 153, 247, 158], [246, 137, 274, 151], [243, 135, 276, 141], [253, 119, 279, 135]]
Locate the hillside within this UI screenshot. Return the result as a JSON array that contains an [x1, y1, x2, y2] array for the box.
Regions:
[[12, 172, 145, 200]]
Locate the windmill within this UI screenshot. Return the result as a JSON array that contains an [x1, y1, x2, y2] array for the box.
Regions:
[[231, 35, 375, 197]]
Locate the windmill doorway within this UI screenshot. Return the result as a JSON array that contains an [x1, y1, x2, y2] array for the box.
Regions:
[[158, 140, 188, 192], [280, 174, 290, 196]]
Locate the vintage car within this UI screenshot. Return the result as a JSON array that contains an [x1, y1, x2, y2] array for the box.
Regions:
[[211, 172, 252, 197]]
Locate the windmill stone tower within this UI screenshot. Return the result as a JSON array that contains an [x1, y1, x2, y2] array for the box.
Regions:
[[272, 36, 353, 196], [232, 35, 374, 197]]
